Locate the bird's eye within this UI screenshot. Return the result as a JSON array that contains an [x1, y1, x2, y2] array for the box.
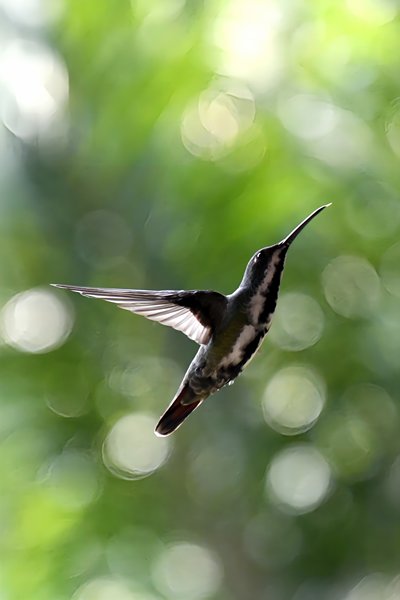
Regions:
[[254, 252, 261, 262]]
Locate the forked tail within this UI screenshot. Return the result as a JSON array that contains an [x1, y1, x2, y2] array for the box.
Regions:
[[155, 383, 203, 436]]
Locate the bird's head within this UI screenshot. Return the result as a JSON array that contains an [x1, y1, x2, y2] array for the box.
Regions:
[[240, 204, 331, 289]]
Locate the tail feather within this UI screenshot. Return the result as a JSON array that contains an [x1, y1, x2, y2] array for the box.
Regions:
[[155, 383, 203, 436]]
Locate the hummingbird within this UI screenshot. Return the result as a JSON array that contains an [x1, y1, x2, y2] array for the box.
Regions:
[[52, 204, 330, 436]]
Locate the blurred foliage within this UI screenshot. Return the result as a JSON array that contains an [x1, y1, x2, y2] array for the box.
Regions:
[[1, 0, 400, 599]]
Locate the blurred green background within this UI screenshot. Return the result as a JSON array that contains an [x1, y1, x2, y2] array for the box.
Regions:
[[1, 0, 400, 599]]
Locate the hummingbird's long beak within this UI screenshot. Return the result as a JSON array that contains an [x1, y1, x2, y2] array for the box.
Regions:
[[280, 203, 332, 247]]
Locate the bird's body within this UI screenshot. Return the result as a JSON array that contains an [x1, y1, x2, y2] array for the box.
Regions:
[[53, 204, 330, 435], [189, 268, 283, 396]]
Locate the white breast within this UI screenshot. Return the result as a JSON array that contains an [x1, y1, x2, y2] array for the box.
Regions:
[[219, 324, 257, 368]]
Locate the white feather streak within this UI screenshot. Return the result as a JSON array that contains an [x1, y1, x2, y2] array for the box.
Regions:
[[249, 253, 280, 325], [220, 324, 256, 367]]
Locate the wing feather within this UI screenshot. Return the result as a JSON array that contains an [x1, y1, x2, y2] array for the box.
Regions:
[[51, 285, 226, 345]]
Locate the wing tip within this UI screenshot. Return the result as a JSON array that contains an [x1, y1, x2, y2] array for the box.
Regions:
[[50, 284, 87, 294], [50, 283, 74, 290]]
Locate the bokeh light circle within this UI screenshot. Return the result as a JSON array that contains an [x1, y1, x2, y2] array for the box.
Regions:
[[0, 0, 64, 27], [262, 366, 325, 435], [152, 542, 223, 600], [103, 413, 171, 480], [269, 292, 325, 351], [0, 288, 74, 353], [212, 0, 283, 90], [345, 190, 400, 240], [322, 255, 380, 318], [306, 108, 372, 168], [266, 445, 332, 514], [45, 362, 91, 418], [181, 83, 255, 161], [278, 94, 338, 140], [0, 38, 68, 141], [317, 384, 397, 481], [43, 451, 101, 510]]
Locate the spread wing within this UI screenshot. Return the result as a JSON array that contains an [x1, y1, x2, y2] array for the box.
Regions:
[[51, 285, 227, 345]]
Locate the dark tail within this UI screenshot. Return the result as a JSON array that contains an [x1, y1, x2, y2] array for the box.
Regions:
[[155, 383, 203, 436]]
